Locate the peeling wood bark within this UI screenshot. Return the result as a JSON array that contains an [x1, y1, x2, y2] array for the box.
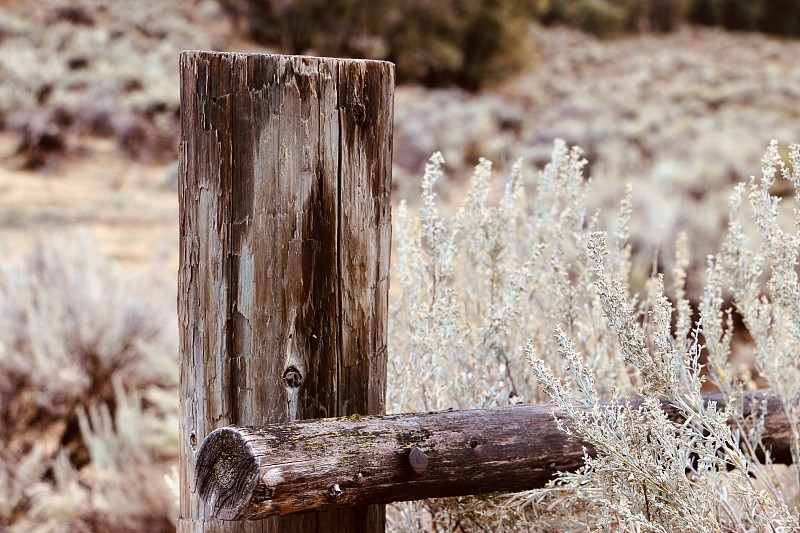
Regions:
[[193, 390, 793, 519], [178, 51, 393, 533]]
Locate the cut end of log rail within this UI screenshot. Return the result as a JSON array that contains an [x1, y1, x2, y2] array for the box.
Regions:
[[196, 428, 260, 520]]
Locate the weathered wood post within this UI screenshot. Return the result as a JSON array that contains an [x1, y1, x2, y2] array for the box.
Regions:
[[178, 51, 393, 532]]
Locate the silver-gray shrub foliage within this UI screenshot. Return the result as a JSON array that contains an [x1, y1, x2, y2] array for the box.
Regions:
[[388, 140, 799, 531], [391, 140, 636, 415]]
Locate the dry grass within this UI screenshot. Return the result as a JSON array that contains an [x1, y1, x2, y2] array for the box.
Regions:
[[0, 134, 179, 272]]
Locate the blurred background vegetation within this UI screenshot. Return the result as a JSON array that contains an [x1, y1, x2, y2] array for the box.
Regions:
[[0, 0, 799, 531], [4, 0, 800, 170], [235, 0, 800, 88]]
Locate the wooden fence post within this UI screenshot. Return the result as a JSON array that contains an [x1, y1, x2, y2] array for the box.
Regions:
[[177, 51, 393, 533]]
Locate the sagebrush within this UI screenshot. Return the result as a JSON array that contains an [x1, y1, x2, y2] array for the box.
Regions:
[[0, 238, 178, 532], [2, 139, 798, 532], [388, 140, 799, 531]]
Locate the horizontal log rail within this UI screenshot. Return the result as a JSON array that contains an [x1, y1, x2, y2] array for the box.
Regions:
[[195, 389, 792, 520]]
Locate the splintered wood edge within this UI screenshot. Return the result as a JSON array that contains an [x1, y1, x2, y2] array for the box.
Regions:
[[195, 428, 259, 520]]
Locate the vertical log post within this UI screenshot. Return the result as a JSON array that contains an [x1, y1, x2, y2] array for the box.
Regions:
[[178, 52, 393, 532]]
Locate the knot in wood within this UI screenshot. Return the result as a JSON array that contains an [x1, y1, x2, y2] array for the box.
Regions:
[[351, 102, 365, 122], [408, 447, 428, 475], [282, 366, 302, 389]]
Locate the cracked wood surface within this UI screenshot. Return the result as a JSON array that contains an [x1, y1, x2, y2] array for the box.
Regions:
[[178, 51, 393, 533]]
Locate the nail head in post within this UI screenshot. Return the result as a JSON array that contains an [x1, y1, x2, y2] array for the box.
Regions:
[[408, 447, 428, 475]]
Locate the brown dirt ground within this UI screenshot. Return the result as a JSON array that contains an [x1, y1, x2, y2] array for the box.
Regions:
[[0, 132, 179, 273]]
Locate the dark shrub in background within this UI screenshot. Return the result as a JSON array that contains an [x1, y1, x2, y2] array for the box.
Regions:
[[690, 0, 764, 31], [241, 0, 533, 90], [540, 0, 800, 39], [240, 0, 800, 89], [691, 0, 800, 36], [550, 0, 629, 38], [543, 0, 693, 36]]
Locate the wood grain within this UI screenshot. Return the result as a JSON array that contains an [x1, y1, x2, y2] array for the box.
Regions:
[[194, 390, 793, 519], [178, 51, 393, 533]]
